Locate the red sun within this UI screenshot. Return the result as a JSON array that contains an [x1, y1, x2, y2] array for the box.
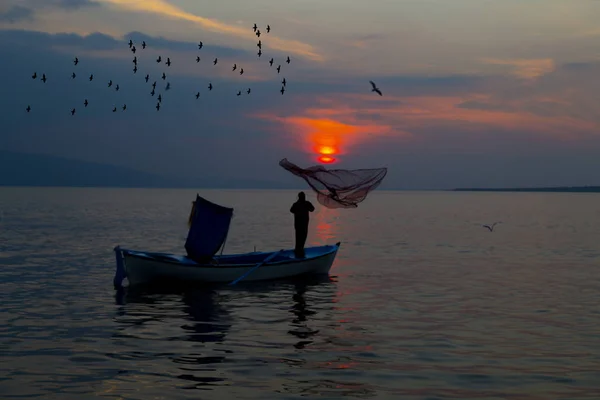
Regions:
[[318, 155, 336, 164]]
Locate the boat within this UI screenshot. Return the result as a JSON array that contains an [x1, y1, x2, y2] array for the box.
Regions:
[[113, 194, 341, 287]]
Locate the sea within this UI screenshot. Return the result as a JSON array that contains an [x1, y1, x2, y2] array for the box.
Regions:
[[1, 187, 599, 399]]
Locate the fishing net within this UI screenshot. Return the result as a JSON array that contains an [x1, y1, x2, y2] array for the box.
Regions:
[[279, 158, 388, 209]]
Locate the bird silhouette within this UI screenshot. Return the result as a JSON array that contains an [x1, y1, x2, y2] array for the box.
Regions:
[[266, 25, 271, 33], [286, 56, 290, 64], [240, 68, 244, 75], [257, 49, 262, 57], [89, 74, 93, 81], [71, 72, 76, 79], [26, 105, 31, 112], [74, 57, 79, 66], [115, 84, 120, 91], [133, 56, 137, 64], [108, 80, 113, 87], [142, 41, 146, 49], [247, 88, 251, 94], [122, 104, 127, 111], [482, 222, 501, 232], [213, 58, 218, 65], [269, 58, 274, 66], [165, 82, 171, 91], [277, 65, 281, 73], [113, 106, 117, 112], [156, 102, 160, 111], [208, 83, 213, 90], [237, 91, 241, 96], [158, 94, 162, 103], [232, 64, 237, 71], [71, 108, 76, 115], [152, 81, 156, 88], [256, 29, 261, 37], [369, 80, 383, 96], [133, 66, 137, 73], [84, 99, 88, 107], [150, 89, 155, 96], [257, 40, 262, 49], [32, 72, 37, 79], [156, 56, 162, 63], [253, 23, 257, 32], [196, 56, 200, 63], [280, 86, 285, 95], [195, 92, 200, 99], [162, 72, 166, 80], [41, 74, 47, 83], [198, 41, 203, 49], [282, 78, 286, 86], [131, 46, 136, 54], [128, 39, 133, 48], [166, 58, 171, 67], [145, 74, 149, 82]]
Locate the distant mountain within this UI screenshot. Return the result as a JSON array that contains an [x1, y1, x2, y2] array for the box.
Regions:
[[452, 186, 600, 193], [0, 150, 297, 189]]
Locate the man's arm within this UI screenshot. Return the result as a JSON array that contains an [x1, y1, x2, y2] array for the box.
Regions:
[[308, 202, 315, 212]]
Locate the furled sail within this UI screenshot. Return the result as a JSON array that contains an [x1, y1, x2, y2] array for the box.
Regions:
[[185, 195, 234, 263]]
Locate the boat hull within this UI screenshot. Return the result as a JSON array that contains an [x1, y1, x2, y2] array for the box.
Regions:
[[116, 243, 340, 286]]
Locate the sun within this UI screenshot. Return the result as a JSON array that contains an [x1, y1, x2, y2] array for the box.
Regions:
[[318, 155, 336, 164]]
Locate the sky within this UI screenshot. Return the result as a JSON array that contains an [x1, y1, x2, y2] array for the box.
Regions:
[[1, 0, 600, 189]]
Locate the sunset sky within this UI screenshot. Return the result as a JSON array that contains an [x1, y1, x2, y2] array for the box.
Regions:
[[1, 0, 600, 189]]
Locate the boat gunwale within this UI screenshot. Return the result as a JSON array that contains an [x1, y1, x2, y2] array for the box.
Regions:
[[121, 242, 341, 269]]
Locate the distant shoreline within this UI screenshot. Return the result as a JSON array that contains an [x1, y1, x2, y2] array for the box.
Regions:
[[451, 186, 600, 193]]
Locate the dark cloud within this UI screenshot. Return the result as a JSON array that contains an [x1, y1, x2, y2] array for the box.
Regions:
[[20, 0, 100, 11], [0, 6, 34, 23]]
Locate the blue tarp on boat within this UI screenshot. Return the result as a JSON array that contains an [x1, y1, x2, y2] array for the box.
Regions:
[[185, 195, 234, 263]]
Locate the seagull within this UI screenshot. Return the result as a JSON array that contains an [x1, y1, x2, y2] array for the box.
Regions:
[[32, 72, 37, 79], [482, 222, 501, 232], [198, 41, 203, 50], [71, 72, 76, 79], [162, 72, 166, 80], [277, 65, 281, 73], [282, 78, 286, 86], [84, 99, 88, 107], [156, 56, 162, 63], [152, 81, 156, 89], [257, 49, 262, 57], [247, 88, 251, 94], [128, 39, 133, 48], [158, 94, 162, 103], [232, 63, 237, 71], [26, 105, 31, 112], [266, 25, 271, 33], [280, 86, 285, 95], [71, 108, 76, 116], [108, 80, 112, 87], [145, 74, 149, 82], [166, 57, 171, 67], [74, 57, 79, 66], [142, 41, 146, 49], [257, 40, 262, 49], [253, 23, 257, 32], [156, 102, 161, 111], [213, 58, 218, 65], [133, 56, 137, 64], [195, 92, 200, 99], [208, 83, 213, 90], [286, 56, 290, 64], [115, 84, 120, 91], [196, 56, 200, 63], [256, 29, 261, 38], [151, 89, 155, 96], [269, 58, 274, 66], [89, 74, 93, 81], [239, 68, 244, 75], [122, 104, 127, 111], [131, 46, 136, 54], [369, 80, 382, 96], [41, 74, 47, 83]]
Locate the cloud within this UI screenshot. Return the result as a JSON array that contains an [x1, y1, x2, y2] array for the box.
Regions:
[[481, 58, 556, 80], [0, 6, 34, 23], [96, 0, 322, 61]]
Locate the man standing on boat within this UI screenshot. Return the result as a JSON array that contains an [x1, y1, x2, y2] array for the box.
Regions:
[[290, 191, 315, 258]]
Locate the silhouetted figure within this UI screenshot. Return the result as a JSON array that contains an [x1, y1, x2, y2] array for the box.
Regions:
[[369, 80, 382, 96], [290, 192, 315, 258]]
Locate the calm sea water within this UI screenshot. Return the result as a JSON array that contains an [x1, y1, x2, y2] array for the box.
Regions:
[[1, 187, 599, 399]]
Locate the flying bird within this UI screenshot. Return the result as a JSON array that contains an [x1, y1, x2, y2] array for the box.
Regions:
[[71, 72, 76, 79], [286, 56, 290, 64], [266, 25, 271, 33], [256, 29, 261, 37], [247, 88, 251, 94], [482, 222, 501, 232], [142, 41, 146, 49], [257, 40, 262, 49], [32, 72, 37, 79], [115, 84, 120, 91], [162, 72, 166, 80], [145, 74, 149, 82], [269, 58, 274, 66], [74, 57, 79, 66], [131, 46, 136, 54], [165, 82, 171, 91], [71, 108, 76, 116], [26, 105, 31, 112], [208, 83, 213, 90], [253, 23, 257, 32], [150, 89, 155, 96], [152, 81, 156, 88], [133, 56, 137, 64], [84, 99, 88, 107], [195, 92, 200, 99], [113, 106, 117, 112], [257, 49, 262, 57], [41, 74, 47, 83], [232, 63, 237, 71], [198, 41, 203, 49], [156, 56, 162, 63], [277, 65, 281, 73], [122, 104, 127, 111], [282, 78, 286, 86], [280, 86, 285, 95], [156, 102, 161, 111], [166, 57, 171, 67], [158, 94, 162, 103], [128, 39, 133, 48], [89, 74, 93, 81], [237, 91, 241, 96], [239, 68, 244, 75], [133, 66, 138, 73], [213, 58, 218, 65], [196, 56, 200, 63], [369, 80, 382, 96], [108, 80, 113, 87]]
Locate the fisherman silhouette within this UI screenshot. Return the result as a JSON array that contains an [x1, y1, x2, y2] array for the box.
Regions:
[[290, 192, 315, 258]]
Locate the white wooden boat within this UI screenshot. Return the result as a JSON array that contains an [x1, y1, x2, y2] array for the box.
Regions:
[[113, 194, 341, 287], [114, 242, 340, 286]]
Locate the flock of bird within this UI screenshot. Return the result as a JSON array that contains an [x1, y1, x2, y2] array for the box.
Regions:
[[24, 23, 316, 115]]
